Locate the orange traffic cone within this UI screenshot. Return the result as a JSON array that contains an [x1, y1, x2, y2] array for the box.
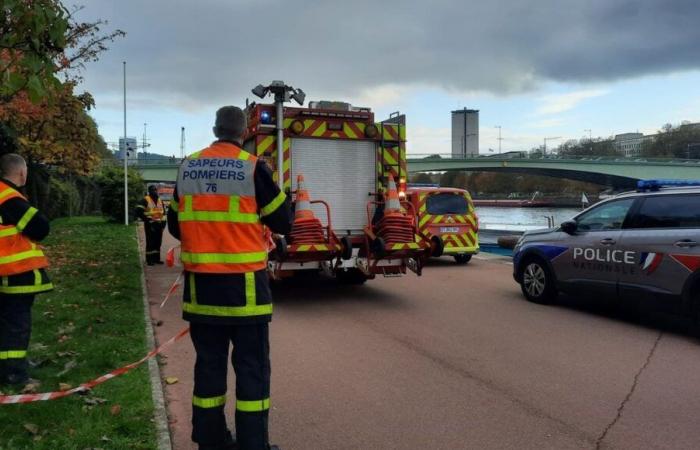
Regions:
[[376, 174, 414, 244], [289, 174, 326, 245]]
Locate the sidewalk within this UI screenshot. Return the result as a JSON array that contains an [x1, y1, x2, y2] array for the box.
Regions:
[[143, 229, 238, 450]]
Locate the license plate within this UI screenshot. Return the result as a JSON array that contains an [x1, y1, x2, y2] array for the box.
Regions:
[[440, 227, 460, 233]]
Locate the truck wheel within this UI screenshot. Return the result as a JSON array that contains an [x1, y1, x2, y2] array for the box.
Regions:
[[371, 237, 386, 258], [274, 236, 288, 261], [431, 236, 444, 257], [337, 269, 368, 285], [519, 257, 557, 304], [340, 236, 353, 260], [453, 254, 472, 264]]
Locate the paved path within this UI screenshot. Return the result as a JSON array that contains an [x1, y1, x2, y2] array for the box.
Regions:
[[144, 231, 700, 450]]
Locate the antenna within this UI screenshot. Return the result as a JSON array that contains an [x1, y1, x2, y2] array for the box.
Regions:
[[180, 127, 186, 158]]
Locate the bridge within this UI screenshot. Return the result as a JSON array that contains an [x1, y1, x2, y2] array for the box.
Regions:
[[130, 155, 700, 188]]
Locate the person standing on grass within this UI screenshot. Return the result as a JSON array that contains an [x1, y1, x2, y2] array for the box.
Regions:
[[168, 106, 291, 450], [136, 184, 166, 265], [0, 153, 53, 386]]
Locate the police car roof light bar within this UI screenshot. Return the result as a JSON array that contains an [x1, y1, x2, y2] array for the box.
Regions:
[[637, 179, 700, 192]]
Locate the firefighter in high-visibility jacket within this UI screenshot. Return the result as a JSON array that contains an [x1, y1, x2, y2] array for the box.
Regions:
[[136, 185, 166, 265], [168, 106, 291, 450], [0, 154, 52, 386]]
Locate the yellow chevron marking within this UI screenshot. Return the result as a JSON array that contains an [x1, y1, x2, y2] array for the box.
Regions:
[[312, 122, 326, 137], [466, 215, 476, 227], [283, 118, 293, 128], [383, 150, 398, 166], [454, 215, 466, 223], [344, 123, 357, 139], [419, 214, 432, 228], [314, 245, 328, 251], [258, 136, 275, 154], [297, 245, 311, 251], [433, 215, 444, 224]]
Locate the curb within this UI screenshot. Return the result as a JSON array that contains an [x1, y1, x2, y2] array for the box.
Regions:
[[136, 224, 173, 450]]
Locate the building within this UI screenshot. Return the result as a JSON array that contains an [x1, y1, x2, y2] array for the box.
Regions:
[[614, 132, 644, 157], [451, 108, 479, 157]]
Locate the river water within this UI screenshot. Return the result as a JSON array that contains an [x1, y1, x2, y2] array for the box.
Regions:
[[475, 206, 581, 232]]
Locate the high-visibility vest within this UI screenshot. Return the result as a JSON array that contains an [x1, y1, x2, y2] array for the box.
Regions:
[[0, 181, 49, 276], [144, 195, 165, 221], [175, 142, 267, 273]]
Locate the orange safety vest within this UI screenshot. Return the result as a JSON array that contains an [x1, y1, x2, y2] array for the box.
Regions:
[[144, 195, 165, 221], [175, 142, 266, 273], [0, 181, 49, 276]]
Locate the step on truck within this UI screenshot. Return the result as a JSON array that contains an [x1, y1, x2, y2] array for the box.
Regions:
[[243, 95, 438, 283]]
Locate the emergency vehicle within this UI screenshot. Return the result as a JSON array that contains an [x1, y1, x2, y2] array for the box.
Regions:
[[243, 99, 438, 283], [407, 186, 480, 264]]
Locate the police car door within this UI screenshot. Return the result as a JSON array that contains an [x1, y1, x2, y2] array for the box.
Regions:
[[555, 198, 636, 296], [617, 193, 700, 304]]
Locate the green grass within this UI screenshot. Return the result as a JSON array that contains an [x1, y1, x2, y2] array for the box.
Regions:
[[0, 217, 157, 450]]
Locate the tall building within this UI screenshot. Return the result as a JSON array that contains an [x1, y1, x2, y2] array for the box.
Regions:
[[451, 108, 479, 157]]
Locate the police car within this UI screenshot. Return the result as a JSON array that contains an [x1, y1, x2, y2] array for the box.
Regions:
[[513, 180, 700, 324]]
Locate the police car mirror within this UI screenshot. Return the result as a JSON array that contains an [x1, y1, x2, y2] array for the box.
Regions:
[[561, 220, 577, 235]]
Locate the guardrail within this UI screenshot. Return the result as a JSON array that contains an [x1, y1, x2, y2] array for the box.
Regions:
[[406, 153, 700, 165]]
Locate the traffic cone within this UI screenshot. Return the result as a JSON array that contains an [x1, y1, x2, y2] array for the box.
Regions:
[[289, 174, 326, 245], [375, 174, 414, 245]]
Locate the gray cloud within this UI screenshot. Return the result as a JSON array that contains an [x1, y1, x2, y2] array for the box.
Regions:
[[76, 0, 700, 110]]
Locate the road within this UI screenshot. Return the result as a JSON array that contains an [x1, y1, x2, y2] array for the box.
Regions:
[[146, 231, 700, 450]]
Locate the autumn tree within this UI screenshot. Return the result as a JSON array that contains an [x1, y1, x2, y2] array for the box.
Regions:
[[641, 123, 700, 159]]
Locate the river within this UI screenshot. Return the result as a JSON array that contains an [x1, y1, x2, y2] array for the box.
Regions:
[[475, 206, 581, 232]]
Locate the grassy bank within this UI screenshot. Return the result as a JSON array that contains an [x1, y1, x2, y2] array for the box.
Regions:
[[0, 217, 156, 449]]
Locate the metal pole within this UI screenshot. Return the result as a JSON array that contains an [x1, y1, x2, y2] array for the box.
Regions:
[[180, 127, 185, 158], [123, 61, 128, 226], [463, 108, 467, 157], [276, 98, 284, 190]]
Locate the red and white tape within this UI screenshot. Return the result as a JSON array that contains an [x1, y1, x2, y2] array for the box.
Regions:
[[0, 327, 190, 405]]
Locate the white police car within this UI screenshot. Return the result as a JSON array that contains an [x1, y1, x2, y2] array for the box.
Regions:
[[513, 180, 700, 325]]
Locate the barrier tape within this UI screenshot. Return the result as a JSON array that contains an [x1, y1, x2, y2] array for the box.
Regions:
[[0, 327, 190, 405], [160, 272, 183, 308]]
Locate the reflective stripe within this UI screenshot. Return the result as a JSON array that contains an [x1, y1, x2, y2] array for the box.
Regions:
[[193, 395, 227, 408], [16, 207, 37, 232], [178, 196, 259, 223], [183, 272, 272, 317], [0, 350, 27, 360], [0, 282, 53, 294], [260, 191, 286, 217], [0, 227, 19, 238], [180, 251, 266, 265], [236, 397, 270, 412], [0, 188, 16, 201], [170, 199, 179, 210], [0, 249, 44, 264], [136, 205, 145, 209]]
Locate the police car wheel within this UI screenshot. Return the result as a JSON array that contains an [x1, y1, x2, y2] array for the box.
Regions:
[[520, 258, 556, 304], [453, 254, 471, 264]]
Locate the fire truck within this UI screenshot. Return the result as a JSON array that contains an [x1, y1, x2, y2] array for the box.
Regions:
[[243, 92, 437, 283]]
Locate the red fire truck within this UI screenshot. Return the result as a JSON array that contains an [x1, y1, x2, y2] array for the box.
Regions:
[[243, 97, 437, 283]]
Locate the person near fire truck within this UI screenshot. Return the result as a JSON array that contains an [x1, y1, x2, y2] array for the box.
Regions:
[[136, 184, 166, 265], [0, 153, 53, 386], [168, 106, 291, 450]]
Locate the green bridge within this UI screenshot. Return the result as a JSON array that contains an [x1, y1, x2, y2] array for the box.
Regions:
[[133, 155, 700, 188]]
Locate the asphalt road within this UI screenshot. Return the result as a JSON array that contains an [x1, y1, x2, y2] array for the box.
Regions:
[[147, 232, 700, 450]]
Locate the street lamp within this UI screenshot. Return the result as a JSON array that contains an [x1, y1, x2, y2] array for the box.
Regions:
[[123, 61, 128, 226], [251, 81, 306, 189], [584, 129, 592, 153], [495, 125, 502, 154], [543, 136, 561, 156]]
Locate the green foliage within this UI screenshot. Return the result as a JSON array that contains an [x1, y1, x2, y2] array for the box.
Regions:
[[95, 165, 146, 222], [0, 217, 157, 449], [641, 123, 700, 158], [557, 138, 617, 157]]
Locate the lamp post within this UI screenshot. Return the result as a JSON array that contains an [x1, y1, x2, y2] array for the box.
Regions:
[[251, 81, 306, 189], [495, 125, 502, 154], [584, 129, 592, 154], [543, 136, 561, 156], [123, 61, 128, 226]]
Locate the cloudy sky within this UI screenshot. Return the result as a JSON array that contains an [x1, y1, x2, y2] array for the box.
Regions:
[[76, 0, 700, 156]]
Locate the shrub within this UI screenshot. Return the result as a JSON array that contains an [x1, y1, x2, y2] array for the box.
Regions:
[[95, 165, 146, 222]]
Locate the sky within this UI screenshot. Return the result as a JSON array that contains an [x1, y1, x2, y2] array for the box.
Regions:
[[74, 0, 700, 157]]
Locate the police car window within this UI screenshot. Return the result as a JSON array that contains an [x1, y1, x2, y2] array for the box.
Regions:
[[427, 193, 469, 215], [576, 198, 635, 231], [634, 195, 700, 229]]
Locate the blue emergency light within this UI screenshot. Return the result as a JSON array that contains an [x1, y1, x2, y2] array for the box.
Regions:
[[260, 110, 272, 124], [637, 179, 700, 192]]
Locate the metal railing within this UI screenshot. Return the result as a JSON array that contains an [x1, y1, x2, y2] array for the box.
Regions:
[[405, 153, 700, 165]]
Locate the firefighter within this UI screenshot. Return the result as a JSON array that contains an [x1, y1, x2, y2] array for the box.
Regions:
[[0, 154, 52, 386], [137, 184, 166, 265], [168, 106, 291, 450]]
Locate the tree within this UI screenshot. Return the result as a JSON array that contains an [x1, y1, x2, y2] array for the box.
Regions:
[[95, 165, 146, 222], [641, 123, 700, 158]]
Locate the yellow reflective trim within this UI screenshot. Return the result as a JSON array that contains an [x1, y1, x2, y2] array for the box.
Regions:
[[260, 191, 286, 217], [16, 207, 37, 232], [0, 188, 16, 201], [0, 282, 53, 294], [0, 227, 19, 238], [245, 272, 255, 307], [170, 199, 179, 210], [189, 272, 197, 304], [136, 205, 146, 209], [178, 196, 259, 223], [418, 215, 431, 229], [193, 395, 227, 408], [238, 151, 251, 161], [33, 269, 40, 285], [184, 195, 193, 212], [0, 249, 44, 264], [181, 251, 266, 265], [454, 215, 466, 224], [1, 276, 7, 287], [0, 350, 27, 360], [236, 398, 270, 412], [182, 300, 272, 318]]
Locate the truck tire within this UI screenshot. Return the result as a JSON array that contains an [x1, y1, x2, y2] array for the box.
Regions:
[[453, 254, 472, 264], [519, 256, 557, 304], [371, 237, 386, 259], [340, 236, 353, 260], [431, 236, 444, 258], [337, 268, 368, 285], [274, 236, 288, 261]]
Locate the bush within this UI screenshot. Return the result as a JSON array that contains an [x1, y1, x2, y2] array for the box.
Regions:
[[95, 165, 146, 222]]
